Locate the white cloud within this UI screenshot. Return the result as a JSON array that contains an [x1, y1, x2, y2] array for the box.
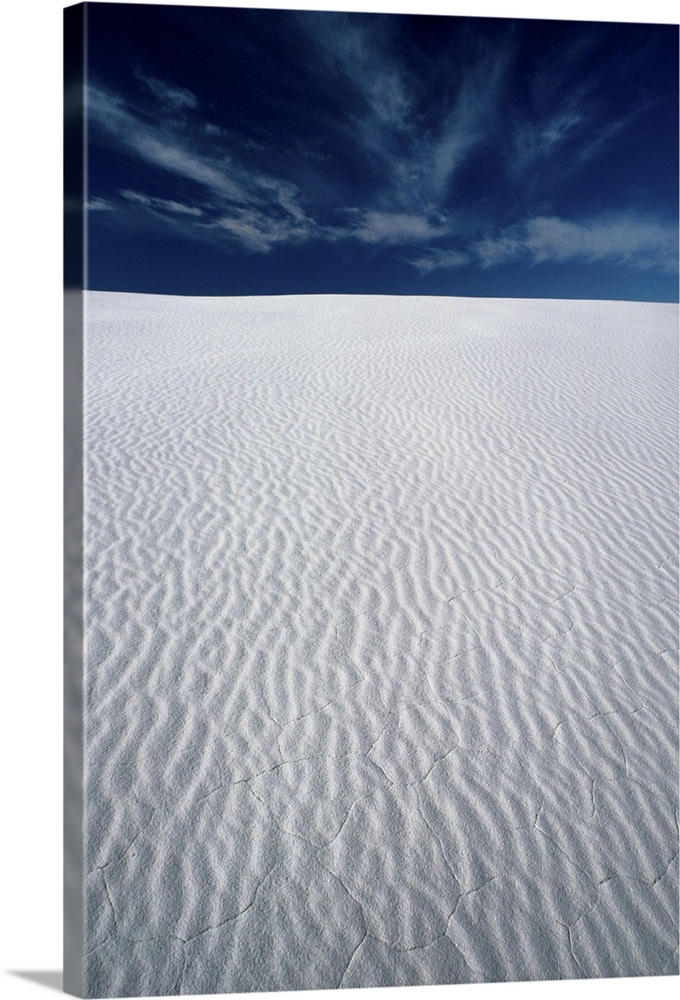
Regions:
[[215, 207, 318, 253], [476, 232, 524, 267], [299, 13, 515, 214], [302, 13, 413, 131], [511, 111, 584, 177], [426, 45, 513, 203], [85, 53, 676, 275], [87, 86, 248, 201], [476, 215, 679, 272], [137, 73, 198, 110], [406, 248, 470, 274], [130, 132, 248, 202], [121, 190, 202, 215], [86, 197, 115, 212], [87, 85, 313, 227], [257, 178, 310, 224], [510, 105, 634, 185], [351, 211, 452, 245], [87, 84, 331, 255]]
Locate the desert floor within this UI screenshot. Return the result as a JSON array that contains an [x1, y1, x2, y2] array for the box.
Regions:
[[83, 293, 678, 996]]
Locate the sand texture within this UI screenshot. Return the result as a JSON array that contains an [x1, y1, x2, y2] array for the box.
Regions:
[[83, 293, 679, 996]]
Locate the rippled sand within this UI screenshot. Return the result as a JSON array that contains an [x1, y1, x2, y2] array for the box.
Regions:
[[83, 293, 678, 996]]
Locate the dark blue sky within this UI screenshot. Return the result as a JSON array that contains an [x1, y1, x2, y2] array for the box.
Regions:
[[84, 3, 678, 299]]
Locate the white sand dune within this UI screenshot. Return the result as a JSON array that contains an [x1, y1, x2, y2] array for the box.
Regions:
[[82, 292, 678, 996]]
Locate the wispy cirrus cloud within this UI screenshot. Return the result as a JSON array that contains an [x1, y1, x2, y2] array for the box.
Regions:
[[303, 12, 414, 132], [406, 248, 471, 274], [88, 85, 248, 202], [511, 110, 585, 178], [87, 71, 678, 278], [86, 196, 115, 212], [87, 83, 320, 252], [400, 214, 678, 275], [121, 189, 203, 215], [215, 207, 321, 253], [86, 72, 463, 255], [476, 215, 679, 272], [425, 43, 514, 205], [136, 72, 198, 110], [86, 19, 677, 283], [503, 29, 663, 196], [509, 98, 640, 189], [349, 211, 452, 246], [298, 12, 515, 213]]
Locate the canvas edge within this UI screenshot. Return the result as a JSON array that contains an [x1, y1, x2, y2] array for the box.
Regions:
[[64, 3, 86, 996]]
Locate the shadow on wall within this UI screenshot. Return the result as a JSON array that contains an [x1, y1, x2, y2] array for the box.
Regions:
[[10, 972, 63, 993]]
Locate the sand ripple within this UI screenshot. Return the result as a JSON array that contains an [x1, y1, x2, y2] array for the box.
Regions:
[[83, 293, 678, 995]]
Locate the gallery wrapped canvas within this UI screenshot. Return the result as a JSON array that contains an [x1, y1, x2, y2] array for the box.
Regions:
[[64, 3, 679, 997]]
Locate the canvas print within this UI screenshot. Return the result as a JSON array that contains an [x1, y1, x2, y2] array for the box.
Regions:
[[65, 2, 679, 996]]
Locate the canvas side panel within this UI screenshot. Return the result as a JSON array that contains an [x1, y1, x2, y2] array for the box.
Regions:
[[64, 3, 85, 996]]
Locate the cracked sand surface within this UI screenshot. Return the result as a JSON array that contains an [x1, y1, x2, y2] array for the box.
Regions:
[[83, 293, 678, 995]]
